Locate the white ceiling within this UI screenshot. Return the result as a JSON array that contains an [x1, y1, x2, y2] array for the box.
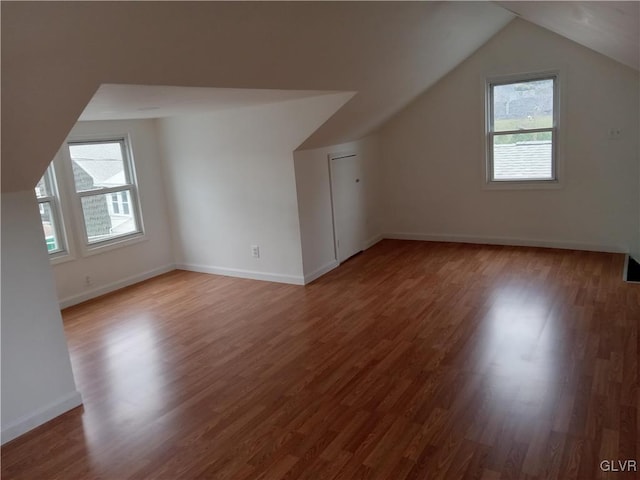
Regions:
[[80, 85, 348, 121], [80, 2, 640, 126], [74, 1, 515, 139], [3, 1, 515, 191], [2, 1, 638, 191], [497, 1, 640, 70]]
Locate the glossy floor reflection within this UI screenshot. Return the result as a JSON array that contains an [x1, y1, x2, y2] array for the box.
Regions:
[[2, 241, 638, 479]]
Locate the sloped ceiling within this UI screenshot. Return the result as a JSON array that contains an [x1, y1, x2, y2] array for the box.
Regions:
[[79, 85, 351, 121], [2, 2, 637, 193], [497, 1, 640, 70], [1, 1, 513, 192]]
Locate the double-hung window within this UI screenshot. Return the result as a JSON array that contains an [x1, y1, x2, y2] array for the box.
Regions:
[[68, 138, 142, 246], [487, 73, 558, 183], [35, 165, 67, 256], [35, 135, 144, 258]]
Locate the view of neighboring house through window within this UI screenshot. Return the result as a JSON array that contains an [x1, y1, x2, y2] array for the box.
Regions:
[[487, 73, 557, 182], [35, 165, 66, 255], [110, 192, 130, 215], [68, 139, 142, 245]]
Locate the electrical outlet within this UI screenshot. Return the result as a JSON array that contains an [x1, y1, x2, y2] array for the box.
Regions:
[[251, 245, 260, 258], [85, 275, 92, 287], [608, 128, 622, 140]]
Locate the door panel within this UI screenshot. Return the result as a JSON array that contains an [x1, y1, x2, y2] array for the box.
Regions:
[[330, 154, 366, 263]]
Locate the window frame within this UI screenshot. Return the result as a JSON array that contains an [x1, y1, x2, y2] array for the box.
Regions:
[[65, 135, 145, 252], [485, 70, 561, 187], [35, 164, 69, 259]]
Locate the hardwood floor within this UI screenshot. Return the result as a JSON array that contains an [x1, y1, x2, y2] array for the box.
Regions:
[[2, 240, 638, 479]]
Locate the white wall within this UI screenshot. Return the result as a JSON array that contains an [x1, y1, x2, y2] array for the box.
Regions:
[[1, 191, 82, 444], [294, 135, 381, 282], [51, 120, 175, 307], [156, 93, 353, 284], [379, 19, 640, 253]]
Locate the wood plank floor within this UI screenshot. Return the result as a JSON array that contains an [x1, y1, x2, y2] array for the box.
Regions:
[[2, 240, 639, 479]]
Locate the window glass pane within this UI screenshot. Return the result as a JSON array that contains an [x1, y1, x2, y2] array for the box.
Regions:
[[69, 141, 127, 192], [35, 173, 51, 198], [493, 133, 553, 180], [39, 202, 61, 252], [121, 191, 130, 215], [493, 78, 553, 132], [111, 193, 120, 214], [81, 190, 138, 244]]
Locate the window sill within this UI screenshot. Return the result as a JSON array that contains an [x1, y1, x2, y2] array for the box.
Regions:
[[50, 252, 76, 266], [82, 233, 147, 257], [483, 179, 563, 191]]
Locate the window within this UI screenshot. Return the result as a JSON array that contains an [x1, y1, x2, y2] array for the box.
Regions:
[[121, 192, 130, 215], [111, 193, 120, 214], [35, 165, 67, 255], [67, 138, 143, 246], [109, 192, 131, 216], [487, 73, 558, 183], [35, 134, 145, 259]]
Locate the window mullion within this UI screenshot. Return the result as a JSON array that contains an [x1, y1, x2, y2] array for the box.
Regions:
[[493, 127, 554, 136], [77, 185, 134, 197]]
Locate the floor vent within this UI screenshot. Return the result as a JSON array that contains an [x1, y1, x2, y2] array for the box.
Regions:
[[624, 255, 640, 283]]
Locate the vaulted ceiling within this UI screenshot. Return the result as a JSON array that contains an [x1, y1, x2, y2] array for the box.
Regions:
[[1, 1, 638, 193], [79, 85, 352, 121], [497, 1, 639, 70]]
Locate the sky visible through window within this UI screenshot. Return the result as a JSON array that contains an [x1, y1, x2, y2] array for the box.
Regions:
[[69, 142, 122, 161]]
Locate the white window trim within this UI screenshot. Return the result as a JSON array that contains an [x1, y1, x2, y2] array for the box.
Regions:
[[79, 233, 148, 257], [36, 164, 71, 261], [49, 132, 146, 259], [482, 69, 564, 190]]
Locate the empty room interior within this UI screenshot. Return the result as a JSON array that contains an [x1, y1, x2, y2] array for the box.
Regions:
[[1, 1, 639, 479]]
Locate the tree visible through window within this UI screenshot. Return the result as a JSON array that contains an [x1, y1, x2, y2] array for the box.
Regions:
[[487, 74, 558, 182]]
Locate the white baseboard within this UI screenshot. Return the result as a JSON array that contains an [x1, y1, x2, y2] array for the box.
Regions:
[[177, 263, 305, 285], [364, 234, 383, 250], [59, 264, 176, 309], [1, 390, 83, 445], [303, 235, 381, 285], [383, 232, 627, 254], [303, 260, 339, 284]]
